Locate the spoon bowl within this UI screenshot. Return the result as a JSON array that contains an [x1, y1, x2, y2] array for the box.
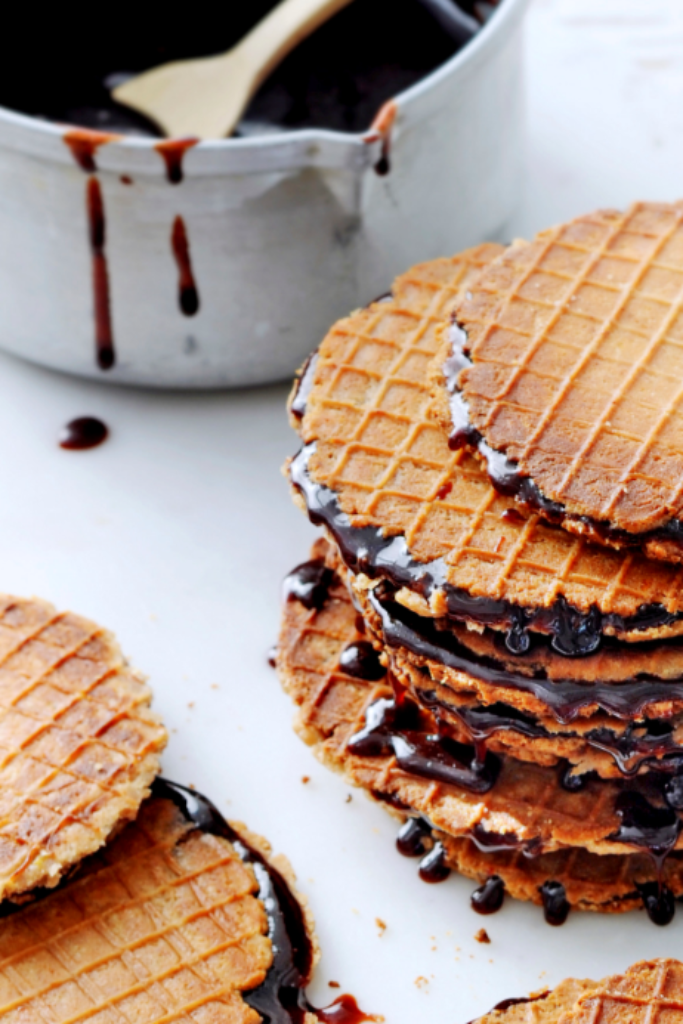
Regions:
[[113, 0, 354, 139]]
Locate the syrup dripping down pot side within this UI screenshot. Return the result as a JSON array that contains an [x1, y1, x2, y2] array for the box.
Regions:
[[0, 0, 528, 388]]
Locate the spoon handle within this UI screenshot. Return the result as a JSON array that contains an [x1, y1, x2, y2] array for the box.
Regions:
[[236, 0, 355, 92]]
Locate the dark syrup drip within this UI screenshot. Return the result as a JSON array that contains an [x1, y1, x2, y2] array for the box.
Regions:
[[289, 444, 683, 656], [339, 641, 385, 681], [155, 137, 199, 183], [347, 695, 500, 794], [609, 792, 681, 862], [637, 882, 676, 926], [560, 765, 596, 792], [283, 559, 335, 610], [494, 997, 542, 1013], [369, 100, 396, 176], [471, 875, 505, 915], [396, 817, 431, 857], [316, 995, 379, 1023], [87, 177, 115, 370], [171, 215, 200, 316], [154, 780, 378, 1023], [470, 823, 542, 857], [369, 589, 683, 724], [59, 417, 108, 450], [418, 841, 450, 883], [444, 320, 683, 555], [290, 352, 319, 420], [434, 695, 683, 778], [63, 133, 116, 370], [539, 881, 569, 926], [608, 791, 681, 925], [63, 128, 118, 172]]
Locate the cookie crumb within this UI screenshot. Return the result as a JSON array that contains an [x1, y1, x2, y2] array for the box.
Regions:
[[329, 981, 340, 989], [346, 794, 353, 803], [211, 683, 219, 690], [302, 776, 310, 784], [375, 917, 387, 935], [187, 702, 194, 708], [475, 928, 490, 944], [415, 976, 429, 991]]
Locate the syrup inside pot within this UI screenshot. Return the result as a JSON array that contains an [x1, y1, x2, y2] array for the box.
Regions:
[[0, 1, 494, 136]]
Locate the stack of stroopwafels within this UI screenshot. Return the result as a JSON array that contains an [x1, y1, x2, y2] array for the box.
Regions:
[[278, 205, 683, 926]]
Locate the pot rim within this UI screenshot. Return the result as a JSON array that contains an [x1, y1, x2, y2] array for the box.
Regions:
[[0, 0, 529, 168]]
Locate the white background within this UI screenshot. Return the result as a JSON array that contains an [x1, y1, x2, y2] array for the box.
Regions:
[[4, 2, 683, 1020]]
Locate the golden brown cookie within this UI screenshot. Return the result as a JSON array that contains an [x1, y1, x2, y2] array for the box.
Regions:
[[0, 594, 167, 904], [473, 979, 596, 1024], [446, 204, 683, 562], [288, 244, 683, 655], [560, 960, 683, 1024], [0, 781, 324, 1024]]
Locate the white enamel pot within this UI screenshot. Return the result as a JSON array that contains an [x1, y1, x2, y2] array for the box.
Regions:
[[0, 0, 528, 388]]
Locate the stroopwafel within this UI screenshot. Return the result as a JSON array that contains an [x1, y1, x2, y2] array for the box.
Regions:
[[0, 780, 328, 1023], [562, 959, 683, 1024], [441, 203, 683, 563], [0, 594, 167, 904]]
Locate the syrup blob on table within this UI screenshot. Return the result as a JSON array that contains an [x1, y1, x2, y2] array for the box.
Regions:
[[59, 417, 109, 450]]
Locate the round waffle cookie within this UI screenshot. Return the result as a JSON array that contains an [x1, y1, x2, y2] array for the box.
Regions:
[[276, 549, 683, 919], [276, 545, 683, 859], [288, 244, 683, 656], [0, 780, 325, 1024], [0, 593, 167, 903], [561, 960, 683, 1024], [441, 203, 683, 563]]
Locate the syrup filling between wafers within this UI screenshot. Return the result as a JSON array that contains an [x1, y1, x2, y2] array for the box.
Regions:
[[290, 444, 683, 656]]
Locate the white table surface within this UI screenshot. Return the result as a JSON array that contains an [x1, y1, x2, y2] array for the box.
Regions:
[[4, 2, 683, 1020]]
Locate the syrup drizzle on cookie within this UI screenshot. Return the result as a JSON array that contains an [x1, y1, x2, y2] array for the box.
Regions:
[[539, 881, 570, 926], [369, 590, 683, 724], [339, 641, 386, 680], [347, 695, 500, 794], [284, 559, 335, 610], [155, 780, 380, 1023], [290, 444, 683, 656], [471, 876, 505, 915]]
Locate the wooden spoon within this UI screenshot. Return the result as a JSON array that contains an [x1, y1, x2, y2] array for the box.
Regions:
[[112, 0, 354, 140]]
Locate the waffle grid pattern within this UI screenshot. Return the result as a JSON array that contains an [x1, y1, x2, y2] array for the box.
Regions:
[[566, 960, 683, 1024], [457, 203, 683, 531], [276, 555, 659, 858], [475, 979, 596, 1024], [0, 595, 166, 901], [300, 246, 683, 619], [0, 797, 268, 1023]]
